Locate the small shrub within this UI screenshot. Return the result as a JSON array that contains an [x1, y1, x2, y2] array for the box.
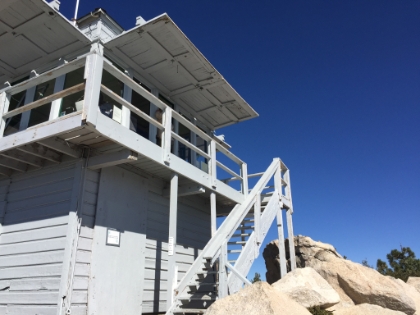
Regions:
[[307, 306, 334, 315]]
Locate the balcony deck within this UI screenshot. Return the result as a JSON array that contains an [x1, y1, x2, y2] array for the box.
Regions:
[[0, 50, 254, 209], [0, 109, 243, 210]]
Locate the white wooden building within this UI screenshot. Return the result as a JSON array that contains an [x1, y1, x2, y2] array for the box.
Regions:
[[0, 1, 297, 314]]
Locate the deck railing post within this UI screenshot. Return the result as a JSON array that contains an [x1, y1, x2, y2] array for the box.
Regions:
[[162, 108, 172, 164], [219, 241, 228, 299], [173, 104, 179, 157], [209, 140, 217, 188], [82, 49, 104, 127], [274, 162, 287, 278], [0, 92, 10, 138], [19, 71, 37, 131], [190, 118, 197, 167], [241, 162, 248, 197], [121, 69, 134, 129], [166, 173, 179, 308], [149, 88, 159, 144]]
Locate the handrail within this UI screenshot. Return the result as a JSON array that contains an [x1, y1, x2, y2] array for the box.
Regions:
[[99, 84, 164, 130], [103, 61, 245, 170], [173, 158, 281, 301], [4, 52, 92, 95], [3, 83, 85, 119], [216, 160, 241, 180], [171, 132, 211, 160]]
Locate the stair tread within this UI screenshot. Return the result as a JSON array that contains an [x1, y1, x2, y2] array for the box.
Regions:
[[178, 295, 217, 301], [174, 308, 207, 314]]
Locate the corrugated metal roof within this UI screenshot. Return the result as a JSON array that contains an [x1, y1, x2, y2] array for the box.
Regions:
[[0, 0, 90, 84], [104, 14, 259, 130]]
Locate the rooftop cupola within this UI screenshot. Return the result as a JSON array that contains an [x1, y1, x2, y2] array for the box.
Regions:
[[76, 8, 124, 42]]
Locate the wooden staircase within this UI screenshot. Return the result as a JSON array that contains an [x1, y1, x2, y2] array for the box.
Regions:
[[166, 158, 296, 315]]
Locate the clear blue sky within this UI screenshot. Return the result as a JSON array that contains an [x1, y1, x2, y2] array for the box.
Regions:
[[60, 1, 420, 278]]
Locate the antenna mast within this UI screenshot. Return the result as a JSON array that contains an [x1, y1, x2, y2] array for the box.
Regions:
[[73, 0, 80, 26]]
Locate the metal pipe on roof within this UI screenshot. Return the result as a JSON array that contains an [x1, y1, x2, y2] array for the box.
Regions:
[[73, 0, 80, 26]]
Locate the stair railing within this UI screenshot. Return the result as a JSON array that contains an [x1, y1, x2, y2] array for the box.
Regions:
[[168, 158, 284, 313]]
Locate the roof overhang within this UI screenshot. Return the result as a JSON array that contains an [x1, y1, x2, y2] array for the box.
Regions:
[[0, 0, 91, 84], [104, 14, 258, 130]]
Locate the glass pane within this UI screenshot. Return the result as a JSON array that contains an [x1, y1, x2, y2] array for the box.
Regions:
[[4, 90, 26, 136], [130, 90, 150, 139], [59, 67, 85, 117], [28, 79, 55, 127]]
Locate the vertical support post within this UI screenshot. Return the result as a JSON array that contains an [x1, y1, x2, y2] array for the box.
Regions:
[[274, 161, 287, 278], [49, 73, 66, 120], [190, 118, 197, 167], [285, 169, 296, 270], [286, 209, 296, 270], [162, 108, 172, 164], [19, 71, 37, 131], [149, 88, 159, 143], [219, 241, 228, 299], [173, 104, 179, 157], [241, 162, 248, 196], [210, 192, 217, 237], [209, 140, 217, 188], [83, 51, 104, 127], [166, 173, 178, 309], [254, 192, 261, 245], [0, 92, 10, 137], [121, 69, 134, 129]]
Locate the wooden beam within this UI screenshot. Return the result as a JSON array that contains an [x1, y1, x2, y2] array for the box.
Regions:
[[87, 149, 138, 170], [38, 137, 81, 159], [163, 183, 205, 198], [287, 209, 296, 271], [16, 143, 62, 163], [0, 149, 43, 167], [0, 166, 12, 177], [0, 156, 26, 172], [210, 192, 216, 237], [274, 165, 287, 278]]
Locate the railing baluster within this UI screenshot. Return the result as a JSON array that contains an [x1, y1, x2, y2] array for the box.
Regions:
[[49, 73, 66, 120], [209, 140, 217, 188], [121, 69, 134, 129], [162, 108, 172, 164]]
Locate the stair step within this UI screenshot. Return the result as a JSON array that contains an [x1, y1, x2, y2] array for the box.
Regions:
[[232, 233, 251, 237], [236, 225, 254, 230], [196, 270, 217, 275], [178, 294, 216, 301], [228, 241, 246, 245], [228, 249, 242, 253], [173, 308, 207, 314]]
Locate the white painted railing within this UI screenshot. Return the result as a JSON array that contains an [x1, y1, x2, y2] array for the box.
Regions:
[[0, 52, 249, 194]]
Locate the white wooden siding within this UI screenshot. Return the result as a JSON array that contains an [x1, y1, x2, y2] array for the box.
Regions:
[[0, 162, 77, 315]]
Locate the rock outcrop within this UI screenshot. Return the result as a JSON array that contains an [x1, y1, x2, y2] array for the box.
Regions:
[[333, 303, 406, 315], [205, 281, 312, 315], [408, 277, 420, 294], [263, 236, 418, 315], [272, 267, 340, 308]]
